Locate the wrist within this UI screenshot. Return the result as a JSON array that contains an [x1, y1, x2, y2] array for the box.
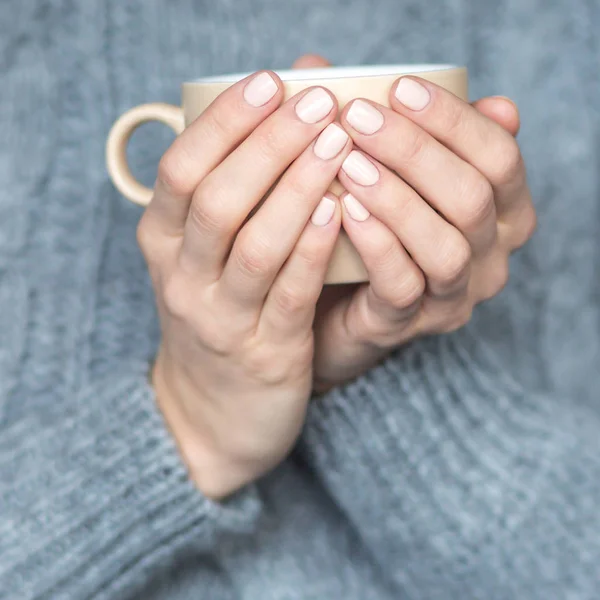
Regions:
[[151, 349, 240, 500]]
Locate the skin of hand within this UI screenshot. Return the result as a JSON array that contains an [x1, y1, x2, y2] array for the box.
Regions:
[[292, 56, 537, 392], [141, 53, 535, 499], [138, 70, 353, 499]]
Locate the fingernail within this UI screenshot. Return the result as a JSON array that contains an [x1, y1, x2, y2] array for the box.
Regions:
[[341, 151, 379, 186], [342, 193, 370, 222], [314, 124, 349, 160], [243, 72, 279, 107], [311, 197, 336, 226], [395, 78, 431, 111], [346, 99, 384, 135], [295, 88, 334, 124]]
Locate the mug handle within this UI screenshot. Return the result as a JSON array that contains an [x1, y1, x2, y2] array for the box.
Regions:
[[106, 103, 185, 206]]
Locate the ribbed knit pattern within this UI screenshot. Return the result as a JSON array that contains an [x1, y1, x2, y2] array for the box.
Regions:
[[1, 0, 599, 598], [1, 368, 261, 599]]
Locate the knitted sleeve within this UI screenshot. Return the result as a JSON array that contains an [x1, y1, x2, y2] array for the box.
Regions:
[[0, 366, 261, 600], [299, 328, 600, 596]]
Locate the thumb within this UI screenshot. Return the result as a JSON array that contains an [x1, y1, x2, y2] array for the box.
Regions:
[[472, 96, 521, 137], [291, 54, 332, 69]]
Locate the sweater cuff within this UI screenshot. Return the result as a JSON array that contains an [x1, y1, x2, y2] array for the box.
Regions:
[[1, 363, 261, 599], [301, 328, 562, 553]]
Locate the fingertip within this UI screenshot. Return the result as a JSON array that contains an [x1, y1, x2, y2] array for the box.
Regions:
[[492, 96, 521, 135], [341, 191, 371, 223], [244, 69, 283, 87], [327, 194, 343, 231], [293, 86, 339, 124], [473, 96, 521, 136], [310, 195, 339, 228], [389, 76, 434, 113], [490, 95, 519, 113], [240, 70, 284, 108], [292, 54, 332, 69]]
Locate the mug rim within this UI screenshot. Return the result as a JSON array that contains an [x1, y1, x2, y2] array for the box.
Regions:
[[188, 64, 462, 84]]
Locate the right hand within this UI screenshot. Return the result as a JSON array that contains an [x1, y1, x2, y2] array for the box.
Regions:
[[137, 71, 351, 499]]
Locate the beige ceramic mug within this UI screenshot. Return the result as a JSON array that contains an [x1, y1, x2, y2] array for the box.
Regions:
[[106, 64, 468, 284]]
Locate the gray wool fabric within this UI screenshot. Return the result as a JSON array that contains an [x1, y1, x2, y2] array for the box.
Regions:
[[1, 0, 600, 598]]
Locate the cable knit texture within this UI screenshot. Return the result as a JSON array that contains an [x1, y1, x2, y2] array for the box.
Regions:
[[1, 0, 599, 598]]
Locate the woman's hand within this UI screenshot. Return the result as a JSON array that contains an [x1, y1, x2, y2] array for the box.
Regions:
[[137, 70, 351, 498], [313, 76, 536, 390]]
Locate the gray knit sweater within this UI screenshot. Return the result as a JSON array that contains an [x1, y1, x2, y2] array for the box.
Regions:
[[1, 0, 599, 598]]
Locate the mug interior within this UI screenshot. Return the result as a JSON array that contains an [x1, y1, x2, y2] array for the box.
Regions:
[[194, 64, 458, 83]]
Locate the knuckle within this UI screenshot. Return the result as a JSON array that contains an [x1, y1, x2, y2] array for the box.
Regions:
[[456, 175, 495, 233], [434, 236, 472, 292], [162, 274, 194, 321], [294, 237, 328, 270], [244, 339, 311, 386], [352, 298, 413, 348], [389, 188, 420, 223], [367, 235, 400, 270], [188, 185, 229, 235], [397, 127, 428, 165], [273, 284, 310, 316], [348, 299, 388, 344], [515, 203, 538, 247], [157, 151, 190, 197], [233, 232, 275, 278], [478, 257, 510, 301], [490, 139, 523, 184], [203, 108, 235, 142], [201, 323, 237, 356], [163, 276, 238, 354], [442, 306, 474, 333], [384, 269, 426, 311], [441, 99, 465, 137]]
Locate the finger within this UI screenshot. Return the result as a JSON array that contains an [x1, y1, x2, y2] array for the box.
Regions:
[[340, 193, 426, 333], [149, 71, 283, 233], [219, 124, 351, 308], [389, 77, 529, 216], [261, 195, 341, 340], [180, 86, 337, 277], [470, 248, 510, 303], [338, 153, 472, 297], [470, 98, 536, 248], [472, 96, 520, 137], [292, 55, 331, 69], [341, 100, 497, 253], [412, 293, 473, 338]]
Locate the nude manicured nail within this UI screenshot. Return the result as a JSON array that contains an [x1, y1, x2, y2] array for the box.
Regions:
[[311, 197, 336, 226], [341, 151, 379, 185], [295, 88, 334, 123], [346, 99, 384, 134], [343, 193, 370, 222], [394, 78, 431, 111], [243, 72, 279, 107], [314, 124, 349, 160]]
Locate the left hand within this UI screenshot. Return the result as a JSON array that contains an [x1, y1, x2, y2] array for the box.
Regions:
[[293, 57, 536, 391]]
